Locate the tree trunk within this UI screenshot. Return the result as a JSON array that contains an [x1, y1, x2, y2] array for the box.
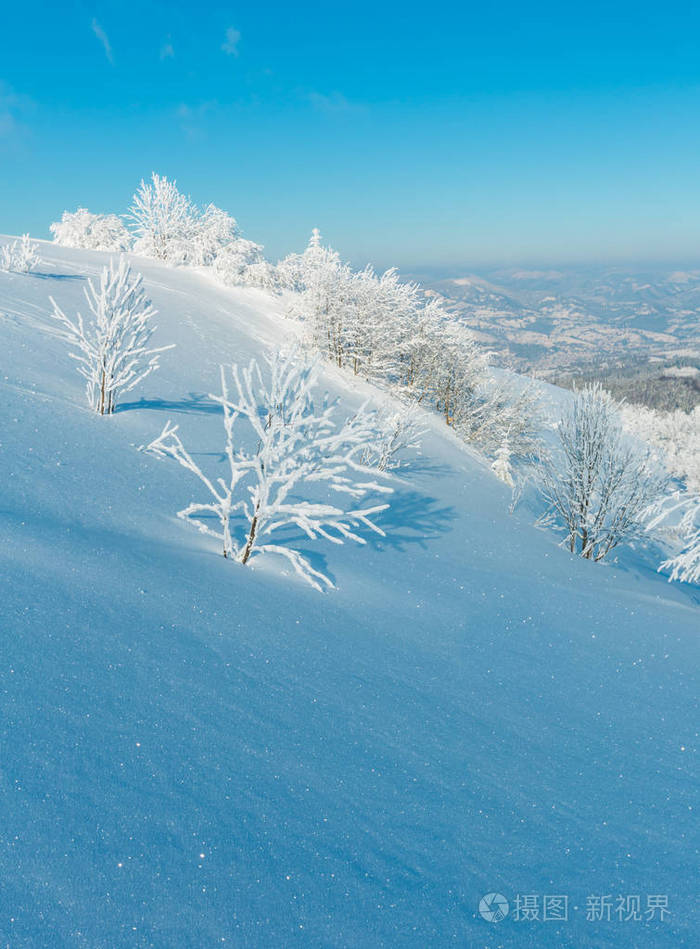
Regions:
[[240, 507, 260, 565]]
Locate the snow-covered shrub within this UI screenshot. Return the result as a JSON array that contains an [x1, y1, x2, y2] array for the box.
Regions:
[[49, 256, 174, 415], [147, 349, 392, 591], [537, 384, 666, 561], [0, 234, 40, 273], [129, 173, 198, 263], [50, 209, 132, 252], [362, 405, 425, 471]]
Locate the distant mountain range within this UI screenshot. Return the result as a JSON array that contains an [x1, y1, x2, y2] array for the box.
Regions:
[[408, 264, 700, 375]]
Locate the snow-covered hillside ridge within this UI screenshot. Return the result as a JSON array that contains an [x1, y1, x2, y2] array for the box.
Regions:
[[0, 239, 697, 947]]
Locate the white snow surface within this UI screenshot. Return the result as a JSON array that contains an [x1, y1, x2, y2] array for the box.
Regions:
[[0, 239, 697, 947]]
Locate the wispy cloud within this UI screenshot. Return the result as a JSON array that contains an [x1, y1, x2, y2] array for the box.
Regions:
[[160, 38, 175, 61], [308, 91, 364, 115], [221, 26, 241, 56], [0, 81, 33, 144], [177, 101, 217, 139], [91, 18, 114, 64]]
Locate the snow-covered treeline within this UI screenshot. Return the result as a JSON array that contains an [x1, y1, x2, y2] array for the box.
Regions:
[[44, 173, 698, 582], [51, 173, 274, 289], [49, 176, 541, 470], [277, 229, 542, 468]]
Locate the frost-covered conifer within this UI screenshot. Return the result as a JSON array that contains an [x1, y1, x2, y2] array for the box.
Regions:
[[278, 229, 347, 332], [491, 435, 515, 487], [50, 256, 174, 414], [147, 349, 392, 590]]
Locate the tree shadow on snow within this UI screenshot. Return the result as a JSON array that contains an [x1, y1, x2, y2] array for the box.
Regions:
[[267, 488, 455, 561], [395, 456, 453, 477], [172, 487, 454, 589], [373, 488, 455, 552], [29, 272, 85, 282], [116, 394, 220, 415]]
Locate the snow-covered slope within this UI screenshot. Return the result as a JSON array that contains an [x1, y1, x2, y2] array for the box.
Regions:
[[1, 240, 697, 948]]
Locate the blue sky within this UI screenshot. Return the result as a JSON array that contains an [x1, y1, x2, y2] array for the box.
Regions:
[[2, 1, 700, 269]]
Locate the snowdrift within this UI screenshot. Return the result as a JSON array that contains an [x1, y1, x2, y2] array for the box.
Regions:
[[0, 239, 697, 947]]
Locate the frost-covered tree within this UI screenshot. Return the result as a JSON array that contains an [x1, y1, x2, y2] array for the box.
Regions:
[[348, 267, 424, 383], [620, 403, 700, 493], [243, 258, 278, 290], [212, 236, 276, 289], [50, 209, 132, 252], [125, 176, 275, 283], [278, 229, 541, 468], [277, 227, 327, 293], [281, 232, 450, 387], [537, 384, 666, 561], [129, 173, 198, 262], [646, 492, 700, 584], [49, 256, 174, 414], [0, 234, 40, 273], [278, 230, 349, 345], [429, 321, 489, 425], [618, 402, 699, 583], [190, 204, 240, 266], [147, 349, 392, 590], [394, 299, 448, 400], [455, 375, 543, 460]]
